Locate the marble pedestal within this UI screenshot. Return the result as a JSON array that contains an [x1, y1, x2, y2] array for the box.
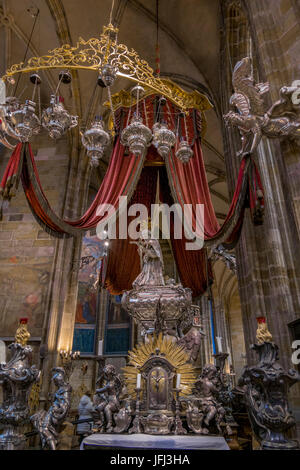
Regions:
[[80, 433, 229, 450]]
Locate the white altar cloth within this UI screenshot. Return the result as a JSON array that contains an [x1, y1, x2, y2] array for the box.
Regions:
[[80, 433, 229, 450]]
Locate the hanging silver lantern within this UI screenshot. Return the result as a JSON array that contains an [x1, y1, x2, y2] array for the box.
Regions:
[[82, 118, 110, 167], [131, 84, 145, 100], [121, 114, 152, 157], [101, 63, 117, 87], [42, 95, 78, 140], [152, 122, 176, 158], [175, 140, 194, 163], [9, 100, 40, 142]]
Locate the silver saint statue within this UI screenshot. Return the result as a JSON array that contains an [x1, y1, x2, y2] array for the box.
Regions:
[[132, 228, 165, 287]]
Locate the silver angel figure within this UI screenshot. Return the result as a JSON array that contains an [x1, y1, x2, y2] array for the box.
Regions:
[[224, 57, 300, 156], [194, 364, 226, 435], [211, 245, 237, 274], [31, 367, 72, 450], [93, 364, 123, 433]]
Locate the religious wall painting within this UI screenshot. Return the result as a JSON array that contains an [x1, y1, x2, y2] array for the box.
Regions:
[[72, 234, 105, 354], [75, 283, 97, 324], [0, 264, 51, 338], [75, 234, 104, 325]]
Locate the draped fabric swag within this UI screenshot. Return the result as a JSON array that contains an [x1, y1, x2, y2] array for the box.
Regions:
[[0, 96, 264, 297]]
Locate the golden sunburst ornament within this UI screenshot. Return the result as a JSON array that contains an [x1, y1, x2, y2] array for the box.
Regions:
[[123, 333, 196, 399]]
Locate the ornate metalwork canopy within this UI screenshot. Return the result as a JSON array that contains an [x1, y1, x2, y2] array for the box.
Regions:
[[2, 23, 212, 113]]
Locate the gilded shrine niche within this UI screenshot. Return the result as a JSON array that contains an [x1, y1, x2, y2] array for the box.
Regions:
[[123, 334, 196, 435]]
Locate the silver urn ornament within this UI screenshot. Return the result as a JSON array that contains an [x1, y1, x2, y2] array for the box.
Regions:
[[10, 100, 40, 142], [121, 114, 152, 157], [82, 118, 110, 167], [175, 140, 193, 163], [42, 95, 78, 139], [152, 122, 176, 159], [0, 320, 40, 450]]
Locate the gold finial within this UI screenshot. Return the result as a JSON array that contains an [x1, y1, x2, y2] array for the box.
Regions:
[[15, 318, 30, 346], [256, 317, 273, 344], [139, 217, 152, 233], [102, 23, 118, 40]]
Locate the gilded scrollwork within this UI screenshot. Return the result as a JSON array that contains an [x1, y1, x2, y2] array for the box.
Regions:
[[2, 24, 212, 113]]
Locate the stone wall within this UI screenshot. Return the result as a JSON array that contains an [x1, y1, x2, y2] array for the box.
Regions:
[[0, 134, 70, 344]]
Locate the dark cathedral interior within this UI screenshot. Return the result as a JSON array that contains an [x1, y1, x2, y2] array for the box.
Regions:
[[0, 0, 299, 455]]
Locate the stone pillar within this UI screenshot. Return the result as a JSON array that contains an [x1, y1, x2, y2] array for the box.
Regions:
[[220, 0, 300, 433]]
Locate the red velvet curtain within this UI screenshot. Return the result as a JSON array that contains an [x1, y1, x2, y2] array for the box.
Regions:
[[166, 138, 250, 245], [104, 162, 213, 298], [0, 143, 23, 198], [104, 166, 161, 294], [0, 96, 263, 298], [20, 139, 144, 235]]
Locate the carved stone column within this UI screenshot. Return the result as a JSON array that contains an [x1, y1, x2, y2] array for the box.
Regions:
[[220, 0, 300, 371]]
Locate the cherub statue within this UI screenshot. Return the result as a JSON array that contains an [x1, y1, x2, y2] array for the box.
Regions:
[[224, 57, 300, 156], [194, 364, 226, 435], [31, 367, 72, 450], [178, 306, 205, 363], [93, 364, 122, 433]]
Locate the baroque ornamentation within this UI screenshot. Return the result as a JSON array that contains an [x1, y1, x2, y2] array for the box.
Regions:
[[105, 81, 213, 114], [238, 322, 300, 449], [0, 319, 40, 450], [81, 117, 111, 167], [175, 140, 194, 163], [31, 367, 72, 450], [123, 333, 196, 400], [1, 24, 210, 113], [181, 364, 227, 435], [211, 244, 237, 273], [93, 364, 123, 433], [121, 114, 152, 157], [122, 227, 192, 335], [41, 95, 78, 139], [9, 99, 40, 142], [178, 306, 205, 364], [224, 57, 300, 156], [152, 122, 176, 159]]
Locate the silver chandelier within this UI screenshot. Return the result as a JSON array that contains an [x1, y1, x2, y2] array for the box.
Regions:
[[81, 118, 111, 167], [42, 95, 78, 140], [9, 100, 40, 142], [121, 114, 152, 157], [152, 122, 176, 159], [175, 140, 194, 163]]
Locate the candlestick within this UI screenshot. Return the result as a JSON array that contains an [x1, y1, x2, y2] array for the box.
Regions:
[[98, 340, 103, 356], [173, 388, 187, 435], [216, 336, 223, 353], [136, 373, 141, 389], [176, 373, 181, 389]]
